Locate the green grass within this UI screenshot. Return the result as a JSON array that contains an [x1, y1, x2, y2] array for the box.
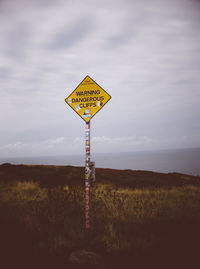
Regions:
[[0, 164, 200, 268]]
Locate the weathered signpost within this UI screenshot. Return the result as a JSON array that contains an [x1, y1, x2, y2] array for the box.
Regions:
[[65, 75, 111, 229]]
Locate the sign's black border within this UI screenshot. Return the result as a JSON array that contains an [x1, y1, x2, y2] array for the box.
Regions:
[[65, 75, 112, 122]]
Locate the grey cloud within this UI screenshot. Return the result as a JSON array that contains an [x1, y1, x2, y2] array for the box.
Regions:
[[30, 0, 63, 8], [0, 0, 200, 157], [104, 35, 130, 50], [0, 67, 13, 80], [102, 9, 147, 49], [3, 22, 32, 60], [174, 79, 190, 85], [46, 16, 95, 50]]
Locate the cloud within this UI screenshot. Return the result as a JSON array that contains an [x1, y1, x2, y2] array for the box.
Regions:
[[0, 136, 83, 157], [2, 142, 33, 150], [46, 16, 95, 50], [1, 137, 64, 151], [42, 137, 65, 147], [3, 22, 32, 60], [92, 135, 157, 152], [0, 0, 200, 158], [0, 67, 13, 80], [92, 133, 200, 153], [0, 135, 156, 157]]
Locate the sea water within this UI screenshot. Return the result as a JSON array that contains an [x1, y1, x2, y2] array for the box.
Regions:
[[0, 148, 200, 176]]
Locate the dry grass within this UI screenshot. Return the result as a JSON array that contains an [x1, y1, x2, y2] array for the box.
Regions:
[[0, 164, 200, 268]]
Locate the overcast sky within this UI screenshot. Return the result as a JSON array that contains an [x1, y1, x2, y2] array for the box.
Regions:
[[0, 0, 200, 157]]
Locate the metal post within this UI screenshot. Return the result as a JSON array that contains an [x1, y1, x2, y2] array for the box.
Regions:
[[85, 121, 90, 229]]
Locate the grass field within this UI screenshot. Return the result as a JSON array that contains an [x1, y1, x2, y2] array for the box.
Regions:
[[0, 163, 200, 268]]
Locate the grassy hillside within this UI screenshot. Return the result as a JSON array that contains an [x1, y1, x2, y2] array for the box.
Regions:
[[0, 163, 200, 269]]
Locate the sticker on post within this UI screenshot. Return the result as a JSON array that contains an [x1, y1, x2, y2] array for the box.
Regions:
[[75, 104, 81, 111], [82, 109, 91, 118]]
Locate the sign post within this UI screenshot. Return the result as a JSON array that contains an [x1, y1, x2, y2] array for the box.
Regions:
[[65, 75, 111, 229], [85, 120, 90, 228]]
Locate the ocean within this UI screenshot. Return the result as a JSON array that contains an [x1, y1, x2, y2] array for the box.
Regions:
[[0, 148, 200, 176]]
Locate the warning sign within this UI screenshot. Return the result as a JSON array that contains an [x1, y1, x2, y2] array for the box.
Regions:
[[65, 76, 111, 122]]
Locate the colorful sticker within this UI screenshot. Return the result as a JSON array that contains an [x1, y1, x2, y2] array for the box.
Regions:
[[83, 110, 91, 118], [85, 166, 90, 173], [85, 211, 89, 218], [86, 155, 90, 162], [75, 104, 81, 111], [86, 121, 90, 128], [85, 181, 90, 187], [97, 101, 103, 107], [83, 114, 91, 118]]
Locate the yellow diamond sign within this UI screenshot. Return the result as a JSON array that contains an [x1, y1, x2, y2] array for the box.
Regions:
[[65, 76, 111, 122]]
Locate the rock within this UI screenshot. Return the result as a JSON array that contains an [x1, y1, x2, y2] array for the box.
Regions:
[[69, 250, 106, 269]]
